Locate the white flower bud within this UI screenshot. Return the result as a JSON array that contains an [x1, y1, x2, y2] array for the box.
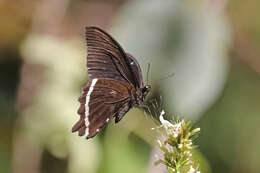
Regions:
[[178, 144, 183, 148]]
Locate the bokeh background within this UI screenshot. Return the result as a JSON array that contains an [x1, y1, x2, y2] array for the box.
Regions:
[[1, 0, 260, 173]]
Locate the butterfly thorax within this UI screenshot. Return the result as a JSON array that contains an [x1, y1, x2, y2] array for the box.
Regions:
[[131, 85, 151, 107], [131, 89, 143, 107]]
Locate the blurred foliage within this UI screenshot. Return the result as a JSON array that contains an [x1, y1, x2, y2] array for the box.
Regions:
[[0, 0, 33, 48], [199, 58, 260, 172], [0, 50, 22, 173], [228, 0, 260, 41], [0, 0, 260, 173]]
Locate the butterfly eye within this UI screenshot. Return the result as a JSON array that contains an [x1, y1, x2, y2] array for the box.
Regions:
[[130, 61, 134, 65]]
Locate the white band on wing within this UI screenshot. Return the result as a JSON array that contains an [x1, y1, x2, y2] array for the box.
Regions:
[[85, 78, 98, 137]]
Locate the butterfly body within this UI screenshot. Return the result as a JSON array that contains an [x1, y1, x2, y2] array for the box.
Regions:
[[72, 26, 151, 139]]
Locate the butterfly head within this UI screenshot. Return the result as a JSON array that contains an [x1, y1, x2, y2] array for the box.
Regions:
[[142, 85, 151, 99]]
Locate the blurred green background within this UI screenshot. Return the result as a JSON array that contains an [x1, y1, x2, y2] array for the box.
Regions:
[[1, 0, 260, 173]]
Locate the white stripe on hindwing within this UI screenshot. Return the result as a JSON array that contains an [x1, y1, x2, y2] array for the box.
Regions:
[[84, 78, 98, 137]]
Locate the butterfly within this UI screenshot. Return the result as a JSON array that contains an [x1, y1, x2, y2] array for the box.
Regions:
[[72, 26, 151, 139]]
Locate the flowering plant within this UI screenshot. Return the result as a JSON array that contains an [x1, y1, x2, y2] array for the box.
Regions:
[[154, 110, 201, 173]]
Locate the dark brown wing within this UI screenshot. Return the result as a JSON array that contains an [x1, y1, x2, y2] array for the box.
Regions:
[[126, 53, 144, 89], [86, 26, 139, 88], [72, 78, 132, 139]]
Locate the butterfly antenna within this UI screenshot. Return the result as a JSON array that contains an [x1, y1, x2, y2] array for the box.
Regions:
[[146, 63, 150, 85], [156, 73, 175, 82]]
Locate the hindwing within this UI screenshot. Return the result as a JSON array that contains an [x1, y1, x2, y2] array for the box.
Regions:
[[72, 78, 132, 138]]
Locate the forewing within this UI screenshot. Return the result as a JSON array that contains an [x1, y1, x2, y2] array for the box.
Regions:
[[86, 26, 138, 87], [72, 78, 131, 139]]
